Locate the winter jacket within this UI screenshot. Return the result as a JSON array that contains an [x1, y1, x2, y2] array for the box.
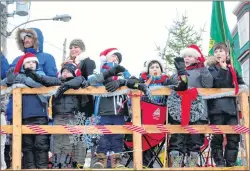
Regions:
[[6, 27, 58, 121], [94, 62, 131, 116], [52, 95, 83, 116], [186, 65, 213, 121], [1, 72, 49, 120], [65, 52, 96, 79], [167, 65, 212, 123], [66, 53, 96, 117], [52, 78, 88, 116], [1, 53, 10, 79], [0, 53, 10, 114], [11, 28, 57, 76], [206, 56, 245, 116]]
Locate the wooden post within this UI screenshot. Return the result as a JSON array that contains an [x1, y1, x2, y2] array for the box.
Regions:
[[239, 92, 249, 168], [132, 91, 143, 170], [12, 88, 22, 170]]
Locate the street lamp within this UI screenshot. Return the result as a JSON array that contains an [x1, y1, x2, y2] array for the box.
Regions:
[[7, 14, 71, 37]]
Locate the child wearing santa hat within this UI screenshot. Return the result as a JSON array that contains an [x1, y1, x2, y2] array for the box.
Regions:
[[206, 42, 245, 167], [90, 48, 131, 169], [0, 53, 51, 169], [167, 44, 213, 168], [23, 61, 91, 169]]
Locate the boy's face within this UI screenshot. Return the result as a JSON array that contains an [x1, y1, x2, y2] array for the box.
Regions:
[[214, 48, 228, 63], [70, 46, 82, 58], [61, 69, 74, 78], [23, 61, 36, 71], [107, 54, 119, 64], [183, 55, 197, 67], [149, 62, 161, 76]]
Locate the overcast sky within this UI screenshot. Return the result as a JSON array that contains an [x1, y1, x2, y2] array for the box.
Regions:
[[6, 1, 239, 76]]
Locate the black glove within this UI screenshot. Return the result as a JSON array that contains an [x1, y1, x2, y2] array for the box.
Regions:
[[104, 79, 126, 92], [5, 67, 16, 86], [25, 68, 62, 87], [54, 85, 70, 99], [103, 77, 114, 85], [25, 68, 42, 82], [54, 76, 89, 98], [126, 78, 140, 89], [103, 65, 126, 79], [138, 83, 152, 97], [174, 57, 188, 76]]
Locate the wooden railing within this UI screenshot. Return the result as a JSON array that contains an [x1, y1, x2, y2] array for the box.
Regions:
[[0, 86, 249, 170]]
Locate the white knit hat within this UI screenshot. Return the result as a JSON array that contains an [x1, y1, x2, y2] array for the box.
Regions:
[[142, 58, 165, 73]]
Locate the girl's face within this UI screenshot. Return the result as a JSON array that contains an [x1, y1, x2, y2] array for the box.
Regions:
[[149, 62, 161, 76], [70, 46, 82, 58], [107, 54, 119, 64], [61, 69, 74, 78], [214, 48, 228, 63], [23, 61, 37, 70], [183, 55, 197, 67]]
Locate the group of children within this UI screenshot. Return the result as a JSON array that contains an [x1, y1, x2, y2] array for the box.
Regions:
[[0, 41, 245, 169]]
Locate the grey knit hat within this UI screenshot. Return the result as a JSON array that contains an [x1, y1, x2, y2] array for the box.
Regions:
[[69, 39, 85, 51]]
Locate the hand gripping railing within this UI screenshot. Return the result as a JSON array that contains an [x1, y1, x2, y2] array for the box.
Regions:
[[0, 86, 249, 170]]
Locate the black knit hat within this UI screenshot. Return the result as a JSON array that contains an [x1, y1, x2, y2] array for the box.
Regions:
[[113, 52, 122, 63], [69, 39, 85, 51], [61, 63, 81, 77]]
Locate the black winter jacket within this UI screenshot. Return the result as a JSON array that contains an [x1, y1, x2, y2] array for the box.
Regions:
[[78, 57, 96, 117], [52, 94, 84, 116], [206, 57, 245, 116]]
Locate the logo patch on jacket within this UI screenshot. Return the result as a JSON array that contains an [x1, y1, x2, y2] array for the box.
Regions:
[[153, 108, 160, 120]]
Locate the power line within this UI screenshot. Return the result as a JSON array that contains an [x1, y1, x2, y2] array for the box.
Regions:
[[44, 40, 63, 51]]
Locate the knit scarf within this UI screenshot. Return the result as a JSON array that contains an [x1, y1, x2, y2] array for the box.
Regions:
[[140, 72, 169, 83], [185, 62, 204, 70], [177, 88, 198, 126], [217, 63, 239, 95]]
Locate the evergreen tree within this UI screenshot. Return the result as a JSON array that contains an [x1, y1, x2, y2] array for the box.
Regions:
[[156, 12, 206, 73]]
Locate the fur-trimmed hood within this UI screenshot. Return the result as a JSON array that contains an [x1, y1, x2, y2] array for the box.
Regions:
[[65, 52, 88, 65], [205, 56, 218, 66], [16, 28, 44, 53]]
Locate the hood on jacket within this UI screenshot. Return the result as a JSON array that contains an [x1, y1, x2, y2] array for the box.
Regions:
[[205, 56, 218, 67], [16, 28, 44, 53]]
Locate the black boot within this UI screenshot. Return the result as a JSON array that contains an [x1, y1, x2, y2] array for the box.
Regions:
[[59, 154, 66, 169], [143, 150, 154, 168], [22, 151, 36, 169], [52, 154, 60, 169], [211, 149, 225, 167], [35, 151, 49, 169], [224, 149, 238, 167]]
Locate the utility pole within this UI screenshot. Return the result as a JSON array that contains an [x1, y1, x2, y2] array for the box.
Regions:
[[62, 38, 67, 61], [0, 1, 8, 56]]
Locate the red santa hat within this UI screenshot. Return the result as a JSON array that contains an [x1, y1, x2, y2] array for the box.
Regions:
[[180, 44, 205, 63], [99, 48, 122, 64], [14, 53, 39, 74], [142, 58, 165, 73]]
